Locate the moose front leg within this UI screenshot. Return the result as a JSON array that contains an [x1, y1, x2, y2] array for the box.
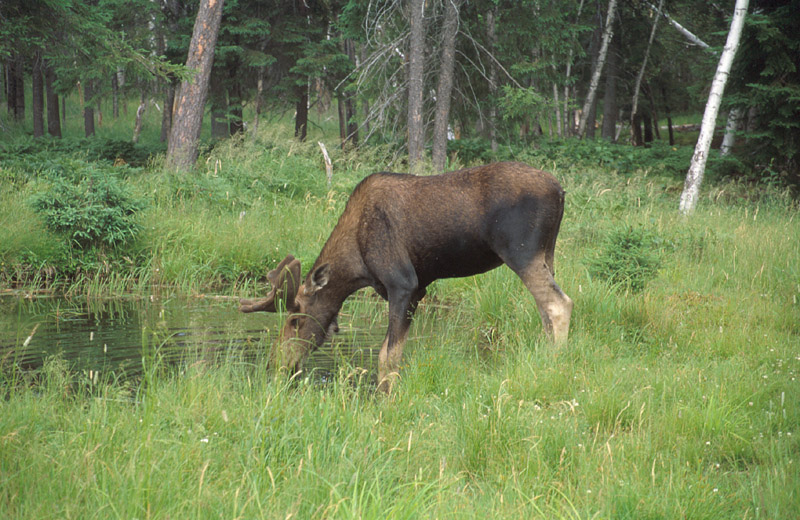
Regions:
[[377, 287, 425, 394]]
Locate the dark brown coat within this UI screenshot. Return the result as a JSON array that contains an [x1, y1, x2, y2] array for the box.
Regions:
[[240, 162, 573, 392]]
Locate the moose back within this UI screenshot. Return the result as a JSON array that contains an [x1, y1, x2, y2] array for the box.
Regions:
[[240, 161, 573, 393]]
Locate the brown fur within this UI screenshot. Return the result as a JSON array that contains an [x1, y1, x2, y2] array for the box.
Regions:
[[240, 162, 573, 393]]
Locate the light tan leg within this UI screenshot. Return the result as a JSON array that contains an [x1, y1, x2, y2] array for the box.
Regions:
[[518, 260, 573, 343], [377, 332, 408, 394]]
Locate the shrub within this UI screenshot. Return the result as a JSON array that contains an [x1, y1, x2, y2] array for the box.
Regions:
[[446, 138, 499, 165], [30, 167, 146, 249], [588, 225, 663, 292]]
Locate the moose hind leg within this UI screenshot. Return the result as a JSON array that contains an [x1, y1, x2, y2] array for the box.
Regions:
[[516, 259, 573, 343]]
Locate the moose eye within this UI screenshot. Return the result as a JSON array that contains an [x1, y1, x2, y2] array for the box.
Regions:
[[288, 316, 301, 328]]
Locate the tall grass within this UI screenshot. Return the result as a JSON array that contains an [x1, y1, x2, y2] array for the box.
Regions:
[[2, 108, 799, 517]]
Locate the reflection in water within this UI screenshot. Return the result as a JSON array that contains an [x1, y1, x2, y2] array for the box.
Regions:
[[0, 294, 384, 381]]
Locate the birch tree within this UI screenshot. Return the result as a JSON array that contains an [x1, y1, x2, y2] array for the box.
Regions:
[[720, 106, 743, 156], [645, 0, 710, 52], [679, 0, 749, 215], [577, 0, 617, 139]]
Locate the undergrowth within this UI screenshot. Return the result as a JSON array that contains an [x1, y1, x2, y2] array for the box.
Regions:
[[1, 113, 799, 518]]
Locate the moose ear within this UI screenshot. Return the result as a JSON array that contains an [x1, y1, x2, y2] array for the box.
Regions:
[[308, 263, 330, 294]]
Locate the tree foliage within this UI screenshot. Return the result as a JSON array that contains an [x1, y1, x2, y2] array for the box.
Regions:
[[3, 0, 799, 188], [727, 0, 800, 183]]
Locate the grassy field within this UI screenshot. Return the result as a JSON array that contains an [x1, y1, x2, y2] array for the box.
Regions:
[[1, 104, 799, 518]]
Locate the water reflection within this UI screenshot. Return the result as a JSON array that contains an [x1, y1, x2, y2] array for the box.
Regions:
[[0, 294, 384, 380]]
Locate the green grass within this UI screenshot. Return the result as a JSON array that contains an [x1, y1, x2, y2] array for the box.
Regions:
[[1, 101, 799, 518]]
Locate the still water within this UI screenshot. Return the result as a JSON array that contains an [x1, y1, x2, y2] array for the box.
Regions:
[[0, 294, 384, 380]]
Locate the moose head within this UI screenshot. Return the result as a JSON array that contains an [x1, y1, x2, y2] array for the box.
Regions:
[[239, 254, 339, 373]]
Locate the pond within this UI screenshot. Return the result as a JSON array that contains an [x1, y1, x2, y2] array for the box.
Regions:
[[0, 292, 386, 382]]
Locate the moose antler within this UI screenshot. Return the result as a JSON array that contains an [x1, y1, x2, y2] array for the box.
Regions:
[[239, 255, 302, 313]]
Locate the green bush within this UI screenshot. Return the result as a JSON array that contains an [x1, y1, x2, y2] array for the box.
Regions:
[[0, 136, 164, 170], [588, 225, 663, 292], [446, 138, 499, 165], [29, 167, 146, 249]]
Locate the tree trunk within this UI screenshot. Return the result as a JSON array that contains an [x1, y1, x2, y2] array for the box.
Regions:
[[96, 93, 103, 128], [487, 7, 498, 151], [344, 95, 358, 146], [14, 58, 24, 122], [580, 2, 602, 140], [360, 44, 371, 138], [578, 0, 618, 139], [10, 57, 24, 122], [227, 64, 244, 135], [209, 71, 228, 139], [563, 0, 586, 136], [84, 80, 95, 137], [646, 82, 661, 140], [337, 93, 346, 146], [720, 107, 743, 156], [5, 61, 12, 119], [552, 80, 562, 138], [601, 40, 618, 141], [161, 80, 175, 142], [253, 67, 265, 134], [118, 69, 127, 117], [407, 0, 426, 170], [643, 111, 653, 143], [661, 85, 674, 145], [432, 0, 462, 171], [343, 38, 359, 147], [679, 0, 748, 215], [166, 0, 225, 172], [630, 0, 663, 146], [112, 73, 119, 119], [631, 112, 643, 146], [132, 91, 146, 143], [44, 62, 61, 138], [32, 52, 45, 138], [294, 81, 309, 141]]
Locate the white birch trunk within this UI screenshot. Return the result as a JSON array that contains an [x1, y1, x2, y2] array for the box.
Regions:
[[720, 107, 743, 156], [679, 0, 749, 215], [578, 0, 618, 138], [645, 0, 711, 51]]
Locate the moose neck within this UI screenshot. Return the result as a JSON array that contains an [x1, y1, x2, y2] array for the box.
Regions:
[[310, 235, 371, 331]]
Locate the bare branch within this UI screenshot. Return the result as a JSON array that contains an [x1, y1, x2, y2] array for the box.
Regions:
[[644, 0, 713, 52], [458, 29, 523, 89]]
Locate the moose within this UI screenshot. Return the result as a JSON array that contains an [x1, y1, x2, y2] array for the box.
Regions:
[[239, 161, 573, 393]]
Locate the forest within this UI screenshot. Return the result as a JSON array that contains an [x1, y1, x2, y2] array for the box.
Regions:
[[1, 1, 799, 519], [1, 0, 798, 183]]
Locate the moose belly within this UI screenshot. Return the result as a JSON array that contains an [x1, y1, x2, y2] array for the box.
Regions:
[[412, 239, 502, 285]]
